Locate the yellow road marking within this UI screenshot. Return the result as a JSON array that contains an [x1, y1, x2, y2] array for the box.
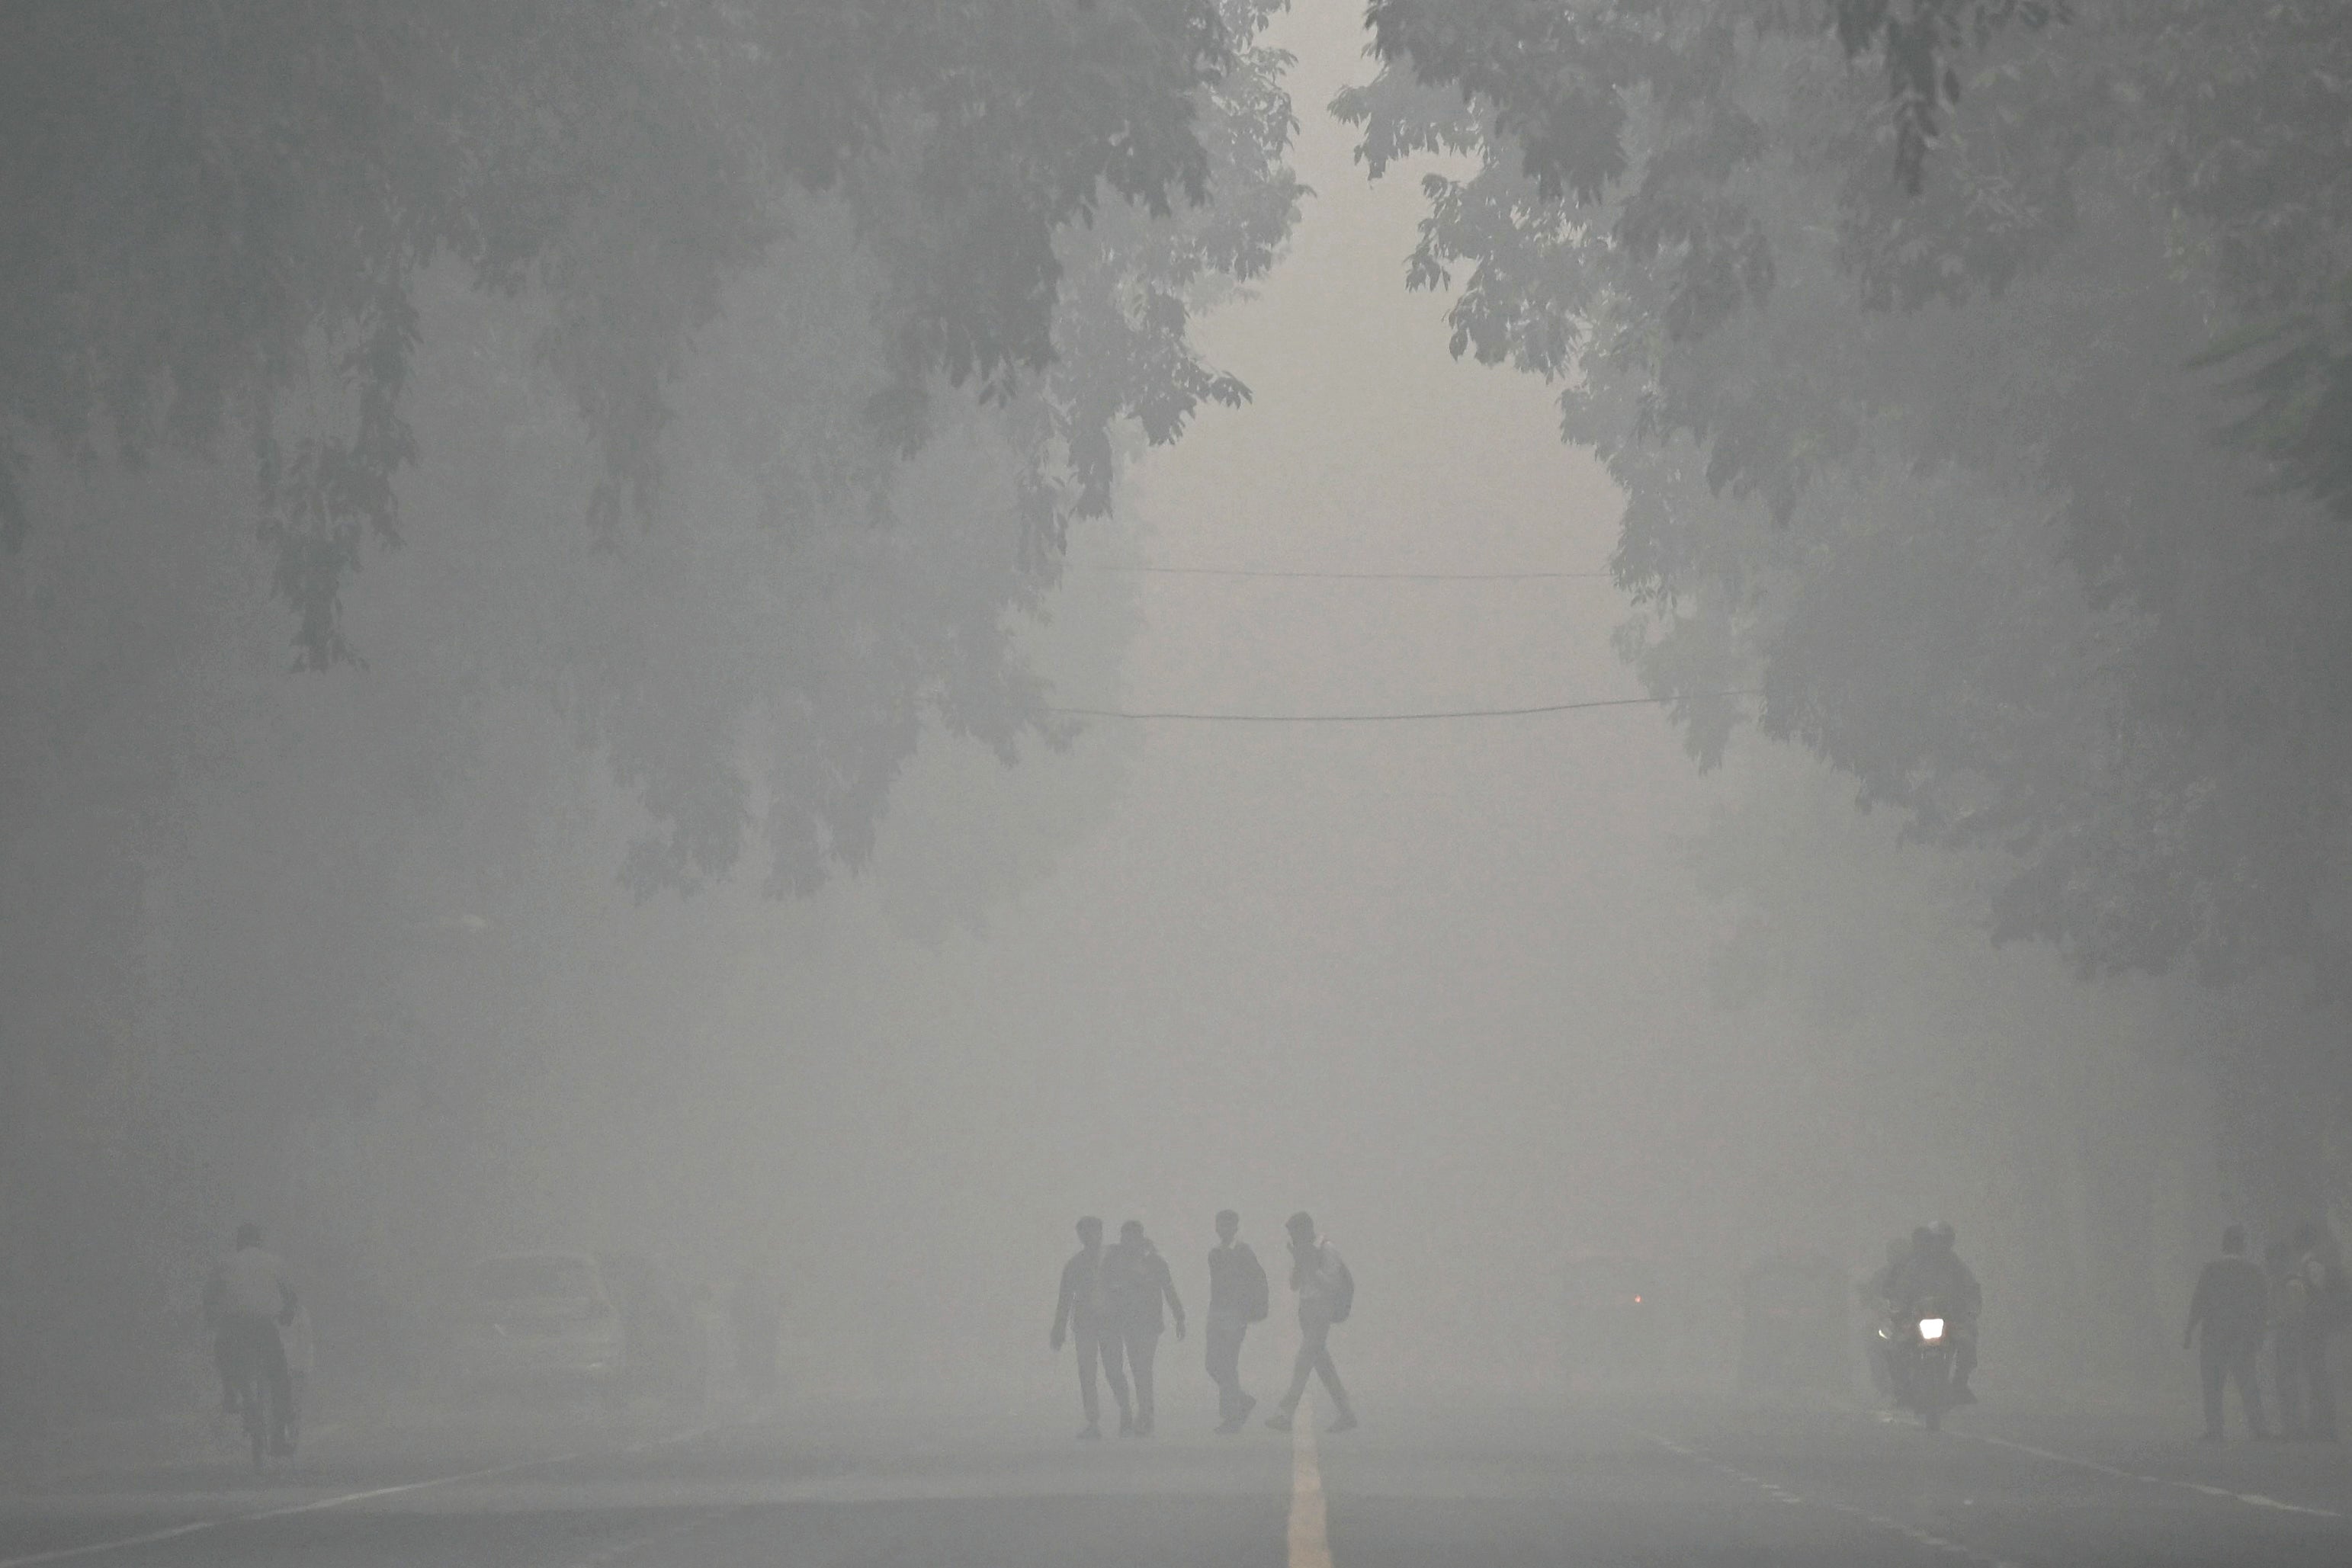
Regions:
[[1288, 1400, 1332, 1568]]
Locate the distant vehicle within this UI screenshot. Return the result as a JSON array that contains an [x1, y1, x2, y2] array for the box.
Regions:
[[594, 1249, 711, 1406], [1562, 1253, 1666, 1390], [453, 1250, 712, 1406], [453, 1252, 627, 1400], [1878, 1306, 1964, 1429], [1737, 1252, 1849, 1396]]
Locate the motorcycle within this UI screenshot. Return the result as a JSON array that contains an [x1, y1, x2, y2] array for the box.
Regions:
[[1877, 1305, 1966, 1430]]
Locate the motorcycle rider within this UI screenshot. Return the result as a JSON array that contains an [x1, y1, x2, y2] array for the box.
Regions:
[[1893, 1222, 1979, 1402], [202, 1223, 299, 1456]]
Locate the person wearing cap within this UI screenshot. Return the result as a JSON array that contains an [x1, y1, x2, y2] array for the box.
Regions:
[[1268, 1210, 1356, 1434]]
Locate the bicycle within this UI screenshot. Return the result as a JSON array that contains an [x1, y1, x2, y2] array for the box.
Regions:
[[224, 1324, 294, 1472]]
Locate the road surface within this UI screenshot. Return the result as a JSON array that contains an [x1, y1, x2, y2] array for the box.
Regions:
[[4, 1391, 2347, 1565]]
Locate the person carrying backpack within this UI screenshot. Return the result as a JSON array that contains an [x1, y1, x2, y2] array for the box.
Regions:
[[1205, 1210, 1269, 1434], [1267, 1210, 1357, 1435]]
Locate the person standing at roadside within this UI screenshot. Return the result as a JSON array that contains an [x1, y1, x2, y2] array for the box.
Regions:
[[1051, 1217, 1131, 1439], [1103, 1220, 1185, 1436], [1268, 1210, 1356, 1435], [2184, 1225, 2270, 1441], [1205, 1210, 1268, 1433], [2275, 1222, 2343, 1441]]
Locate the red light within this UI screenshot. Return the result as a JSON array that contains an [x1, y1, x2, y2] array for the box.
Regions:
[[1632, 1295, 1643, 1303]]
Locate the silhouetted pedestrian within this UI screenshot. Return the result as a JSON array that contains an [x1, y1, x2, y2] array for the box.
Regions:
[[1206, 1210, 1268, 1433], [1268, 1210, 1356, 1434], [1051, 1217, 1131, 1439], [1103, 1220, 1184, 1435], [2184, 1225, 2269, 1441], [2275, 1223, 2341, 1441]]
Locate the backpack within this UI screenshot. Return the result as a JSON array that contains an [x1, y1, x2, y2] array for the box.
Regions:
[[1241, 1249, 1270, 1324], [1328, 1253, 1356, 1324]]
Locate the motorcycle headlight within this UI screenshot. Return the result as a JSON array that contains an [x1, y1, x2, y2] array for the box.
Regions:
[[1919, 1317, 1945, 1343]]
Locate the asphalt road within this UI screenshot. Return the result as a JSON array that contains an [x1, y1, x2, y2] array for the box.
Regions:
[[4, 1390, 2349, 1566]]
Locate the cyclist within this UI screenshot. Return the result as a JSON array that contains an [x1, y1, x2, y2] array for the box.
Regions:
[[204, 1223, 298, 1457]]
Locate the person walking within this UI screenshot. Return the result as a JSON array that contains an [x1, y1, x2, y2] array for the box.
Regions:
[[1051, 1217, 1131, 1439], [1267, 1210, 1356, 1435], [2275, 1223, 2343, 1441], [1103, 1220, 1184, 1436], [1205, 1210, 1269, 1434], [2184, 1225, 2270, 1441]]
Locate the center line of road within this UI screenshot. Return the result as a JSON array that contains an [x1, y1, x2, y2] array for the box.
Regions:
[[1288, 1403, 1332, 1568], [0, 1422, 722, 1568]]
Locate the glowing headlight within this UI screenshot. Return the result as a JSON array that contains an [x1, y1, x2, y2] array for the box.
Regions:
[[1919, 1317, 1946, 1343]]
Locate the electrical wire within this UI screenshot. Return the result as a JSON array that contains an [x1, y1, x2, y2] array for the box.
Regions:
[[1040, 691, 1757, 723], [1060, 563, 1616, 581]]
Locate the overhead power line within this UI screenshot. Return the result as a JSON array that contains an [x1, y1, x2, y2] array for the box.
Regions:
[[1061, 563, 1616, 582], [1041, 691, 1757, 723]]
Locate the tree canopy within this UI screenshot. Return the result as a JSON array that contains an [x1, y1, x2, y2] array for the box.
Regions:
[[1341, 0, 2352, 986], [0, 1, 1304, 1422], [0, 0, 1266, 660], [1, 0, 1299, 892]]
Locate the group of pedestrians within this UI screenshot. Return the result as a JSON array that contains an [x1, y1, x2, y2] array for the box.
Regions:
[[2184, 1222, 2347, 1442], [1052, 1210, 1356, 1438]]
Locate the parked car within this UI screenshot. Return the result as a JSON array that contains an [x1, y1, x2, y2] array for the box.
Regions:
[[594, 1249, 711, 1406], [452, 1252, 626, 1398]]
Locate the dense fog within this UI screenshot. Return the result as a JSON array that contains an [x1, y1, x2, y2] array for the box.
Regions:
[[5, 0, 2350, 1494]]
